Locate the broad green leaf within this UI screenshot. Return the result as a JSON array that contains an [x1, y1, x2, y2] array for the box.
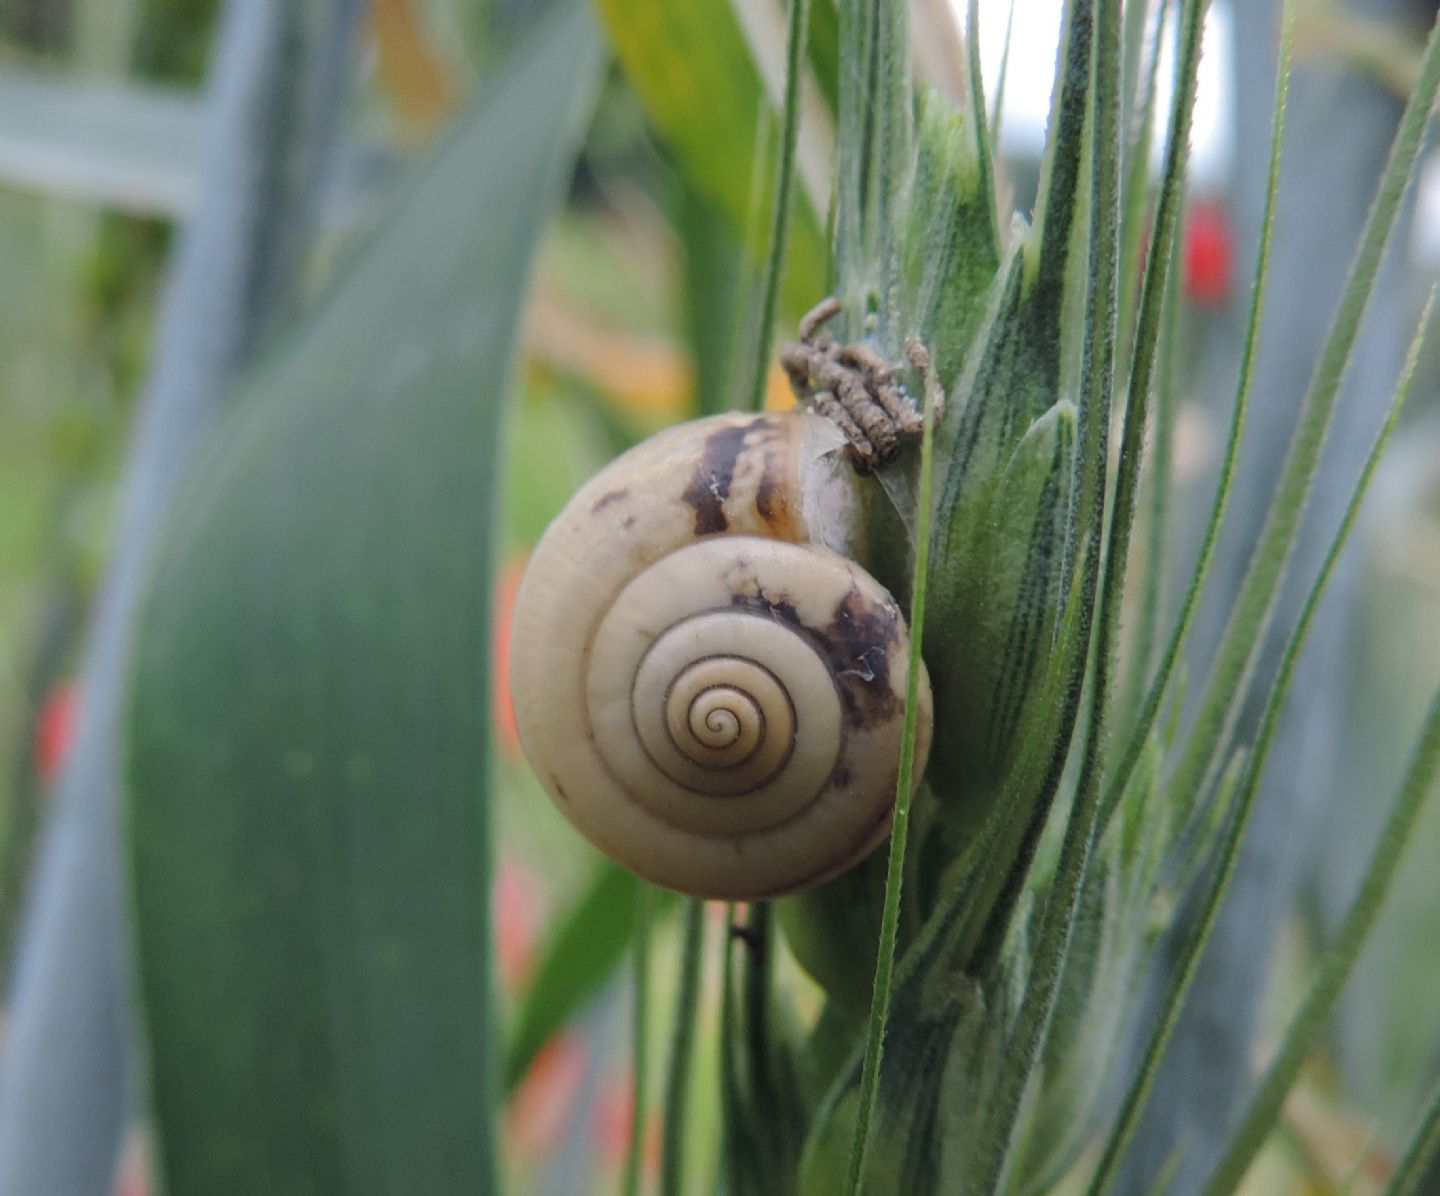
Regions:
[[596, 0, 828, 309], [0, 4, 363, 1192], [125, 6, 603, 1193]]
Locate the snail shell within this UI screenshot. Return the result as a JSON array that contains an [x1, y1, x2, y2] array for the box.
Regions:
[[509, 411, 933, 899]]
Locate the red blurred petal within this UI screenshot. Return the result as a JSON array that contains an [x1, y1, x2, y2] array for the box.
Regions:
[[34, 681, 79, 789], [1184, 200, 1234, 308]]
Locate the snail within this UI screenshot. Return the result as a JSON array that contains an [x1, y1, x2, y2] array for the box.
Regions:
[[509, 405, 933, 901]]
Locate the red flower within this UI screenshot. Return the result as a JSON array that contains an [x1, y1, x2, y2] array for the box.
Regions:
[[34, 681, 79, 789], [1184, 199, 1234, 308]]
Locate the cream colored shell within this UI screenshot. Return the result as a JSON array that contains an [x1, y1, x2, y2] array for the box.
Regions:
[[509, 411, 933, 899]]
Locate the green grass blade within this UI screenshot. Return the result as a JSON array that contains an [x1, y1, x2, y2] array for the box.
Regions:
[[1202, 675, 1440, 1191], [844, 337, 942, 1194], [622, 881, 654, 1196], [1163, 8, 1440, 818], [1385, 1072, 1440, 1196], [1115, 0, 1171, 382], [1086, 294, 1433, 1196], [124, 8, 603, 1192], [1027, 0, 1089, 381], [680, 185, 745, 418], [505, 862, 654, 1093], [988, 0, 1017, 146], [748, 0, 811, 412], [1086, 0, 1203, 820], [660, 899, 706, 1196], [1120, 242, 1182, 736], [1099, 0, 1294, 826], [1196, 303, 1438, 1196], [965, 0, 1001, 252]]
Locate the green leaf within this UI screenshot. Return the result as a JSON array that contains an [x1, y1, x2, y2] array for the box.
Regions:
[[505, 861, 657, 1094], [1100, 0, 1296, 828], [964, 0, 1124, 1186], [899, 90, 1001, 394], [1385, 1071, 1440, 1196], [596, 0, 828, 309], [1085, 295, 1438, 1196], [1196, 301, 1437, 1196], [1163, 4, 1440, 822], [124, 6, 603, 1193]]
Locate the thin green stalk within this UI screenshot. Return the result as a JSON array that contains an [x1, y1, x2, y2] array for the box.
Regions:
[[729, 104, 780, 415], [1197, 303, 1438, 1196], [1385, 1072, 1440, 1196], [1086, 295, 1433, 1196], [659, 899, 705, 1196], [1121, 240, 1181, 735], [749, 0, 811, 411], [1163, 8, 1440, 819], [622, 882, 653, 1196], [719, 904, 745, 1195], [742, 903, 775, 1109], [843, 337, 942, 1195], [1099, 0, 1295, 828]]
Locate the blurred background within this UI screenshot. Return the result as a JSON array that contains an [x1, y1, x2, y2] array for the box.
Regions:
[[0, 0, 1438, 1193]]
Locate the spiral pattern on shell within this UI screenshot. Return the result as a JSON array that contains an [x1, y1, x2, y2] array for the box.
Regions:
[[510, 412, 933, 899]]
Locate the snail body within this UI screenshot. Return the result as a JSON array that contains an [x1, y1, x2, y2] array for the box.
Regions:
[[509, 411, 933, 899]]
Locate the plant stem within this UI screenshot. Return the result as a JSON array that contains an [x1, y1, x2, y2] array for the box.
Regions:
[[622, 882, 652, 1196], [843, 336, 942, 1194], [659, 899, 705, 1196], [749, 0, 811, 412]]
